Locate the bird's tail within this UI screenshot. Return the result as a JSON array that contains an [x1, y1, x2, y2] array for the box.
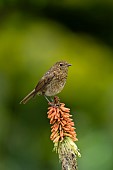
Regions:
[[20, 89, 36, 104]]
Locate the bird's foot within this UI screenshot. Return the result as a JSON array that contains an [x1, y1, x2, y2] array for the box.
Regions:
[[48, 96, 60, 107]]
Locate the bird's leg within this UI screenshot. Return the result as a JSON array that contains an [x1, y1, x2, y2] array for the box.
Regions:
[[44, 95, 51, 103], [44, 95, 55, 106]]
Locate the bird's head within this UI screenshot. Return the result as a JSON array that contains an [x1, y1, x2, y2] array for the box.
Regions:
[[55, 61, 72, 71]]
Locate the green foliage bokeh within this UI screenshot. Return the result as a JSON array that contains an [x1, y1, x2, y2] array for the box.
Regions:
[[0, 1, 113, 170]]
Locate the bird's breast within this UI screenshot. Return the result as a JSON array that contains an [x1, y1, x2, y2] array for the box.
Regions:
[[44, 77, 67, 96]]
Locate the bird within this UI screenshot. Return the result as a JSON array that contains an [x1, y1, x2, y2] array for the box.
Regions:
[[20, 61, 72, 104]]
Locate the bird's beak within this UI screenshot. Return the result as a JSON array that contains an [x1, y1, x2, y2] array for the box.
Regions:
[[67, 63, 72, 67]]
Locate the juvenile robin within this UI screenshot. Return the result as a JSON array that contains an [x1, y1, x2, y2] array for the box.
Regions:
[[20, 61, 72, 104]]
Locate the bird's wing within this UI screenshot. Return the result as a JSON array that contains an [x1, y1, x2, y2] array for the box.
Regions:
[[35, 72, 55, 92]]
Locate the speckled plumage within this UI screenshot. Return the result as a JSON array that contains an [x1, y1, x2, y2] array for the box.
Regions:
[[20, 61, 71, 104]]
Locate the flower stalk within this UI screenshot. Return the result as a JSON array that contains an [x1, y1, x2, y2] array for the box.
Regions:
[[47, 96, 81, 170]]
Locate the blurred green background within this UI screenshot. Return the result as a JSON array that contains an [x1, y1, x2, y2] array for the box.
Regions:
[[0, 1, 113, 170]]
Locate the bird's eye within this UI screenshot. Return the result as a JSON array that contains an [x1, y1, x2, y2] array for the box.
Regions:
[[60, 63, 63, 66]]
